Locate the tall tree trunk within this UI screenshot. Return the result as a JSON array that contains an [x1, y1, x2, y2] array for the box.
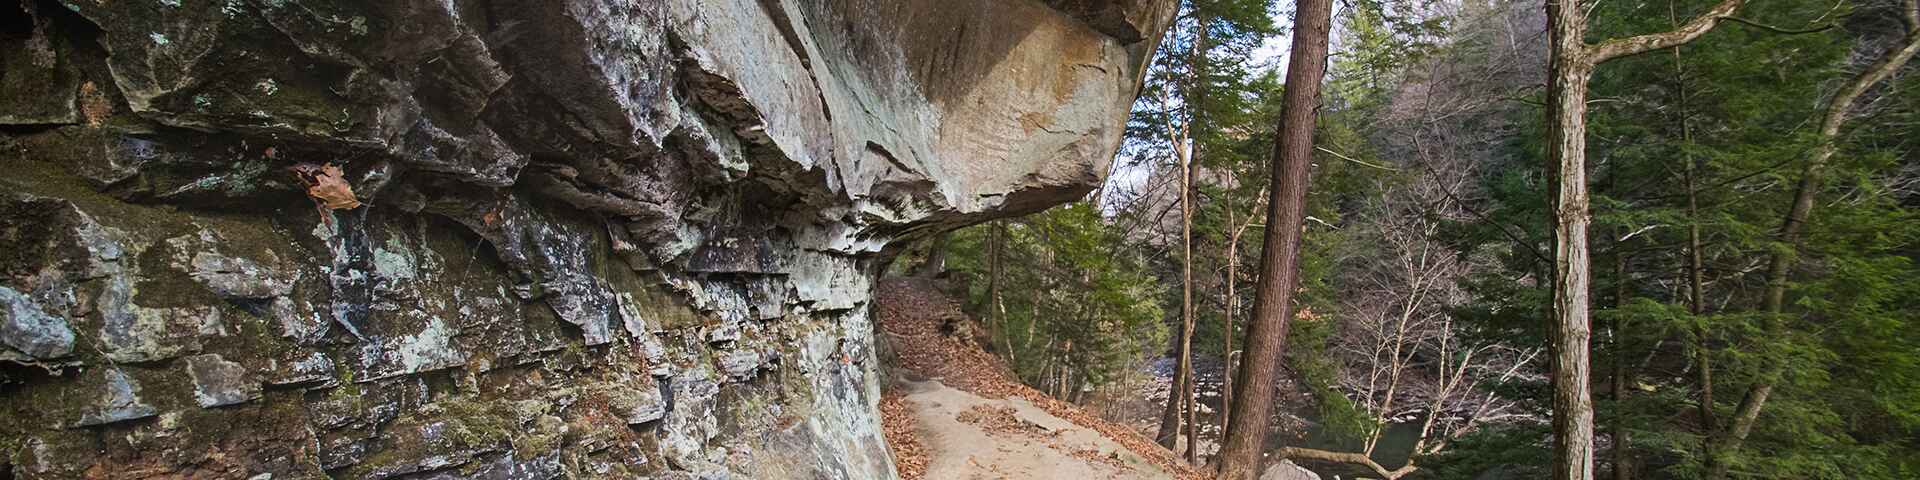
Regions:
[[1157, 13, 1213, 450], [1708, 5, 1920, 477], [987, 221, 1003, 341], [1214, 0, 1331, 474], [1542, 1, 1742, 478], [1688, 158, 1717, 472], [1155, 323, 1188, 449], [1608, 231, 1632, 480], [914, 231, 950, 278], [1688, 161, 1716, 473], [1181, 143, 1199, 462], [1220, 172, 1239, 439], [1544, 3, 1598, 475], [1671, 33, 1718, 476], [1187, 17, 1215, 463], [1219, 183, 1265, 443], [1155, 116, 1198, 452], [989, 221, 1015, 364], [1179, 16, 1216, 462]]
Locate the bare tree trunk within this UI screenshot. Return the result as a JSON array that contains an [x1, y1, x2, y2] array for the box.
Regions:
[[1175, 357, 1190, 460], [1709, 5, 1920, 477], [1156, 324, 1188, 449], [989, 221, 1016, 364], [1183, 19, 1214, 463], [1155, 115, 1198, 452], [1217, 184, 1266, 449], [1690, 165, 1717, 472], [1181, 136, 1200, 463], [914, 231, 950, 277], [1609, 320, 1633, 480], [1219, 172, 1246, 440], [1215, 0, 1332, 474], [1608, 233, 1632, 480], [1058, 340, 1072, 399], [1544, 5, 1597, 475], [1172, 16, 1218, 461], [1221, 178, 1237, 441], [1027, 298, 1041, 350], [1541, 0, 1743, 477], [1671, 34, 1718, 476], [988, 221, 1003, 342], [1156, 13, 1212, 447]]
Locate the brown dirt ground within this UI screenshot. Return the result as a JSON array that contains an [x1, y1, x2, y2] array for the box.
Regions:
[[876, 277, 1209, 480]]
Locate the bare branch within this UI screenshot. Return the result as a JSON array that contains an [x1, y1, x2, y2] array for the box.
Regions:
[[1721, 17, 1836, 35], [1278, 447, 1418, 479], [1588, 0, 1745, 63], [1317, 146, 1400, 171]]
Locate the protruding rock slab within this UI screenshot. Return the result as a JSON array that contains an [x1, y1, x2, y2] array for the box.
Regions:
[[185, 354, 261, 408], [73, 369, 158, 428], [0, 286, 74, 361], [1260, 460, 1324, 480]]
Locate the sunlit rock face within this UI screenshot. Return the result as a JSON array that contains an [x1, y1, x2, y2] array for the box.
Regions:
[[0, 0, 1171, 478]]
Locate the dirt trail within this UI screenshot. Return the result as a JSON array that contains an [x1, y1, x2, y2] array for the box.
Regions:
[[876, 277, 1202, 480], [901, 379, 1171, 479]]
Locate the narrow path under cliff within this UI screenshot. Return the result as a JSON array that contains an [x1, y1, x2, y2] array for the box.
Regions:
[[875, 277, 1206, 480]]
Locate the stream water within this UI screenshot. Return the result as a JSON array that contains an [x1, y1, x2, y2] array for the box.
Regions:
[[1144, 356, 1425, 478], [1290, 415, 1425, 476]]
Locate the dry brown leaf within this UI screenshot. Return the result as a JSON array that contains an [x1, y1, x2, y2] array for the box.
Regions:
[[78, 81, 111, 126], [881, 392, 930, 480], [290, 163, 361, 210]]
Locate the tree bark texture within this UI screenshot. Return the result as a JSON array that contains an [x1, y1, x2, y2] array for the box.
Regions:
[[1542, 0, 1744, 477], [1214, 0, 1332, 475], [1545, 3, 1597, 476]]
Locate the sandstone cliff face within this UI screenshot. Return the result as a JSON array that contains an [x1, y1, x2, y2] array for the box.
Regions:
[[0, 0, 1171, 478]]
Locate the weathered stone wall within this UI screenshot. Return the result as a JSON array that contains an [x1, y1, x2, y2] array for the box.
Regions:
[[0, 0, 1172, 478]]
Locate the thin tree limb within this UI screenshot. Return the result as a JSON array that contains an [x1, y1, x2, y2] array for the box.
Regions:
[[1278, 447, 1419, 479], [1587, 0, 1746, 63]]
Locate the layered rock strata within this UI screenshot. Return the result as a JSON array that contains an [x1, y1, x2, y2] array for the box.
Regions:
[[0, 0, 1172, 477]]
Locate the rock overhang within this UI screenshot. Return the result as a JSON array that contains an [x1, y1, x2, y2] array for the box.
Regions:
[[0, 0, 1174, 478]]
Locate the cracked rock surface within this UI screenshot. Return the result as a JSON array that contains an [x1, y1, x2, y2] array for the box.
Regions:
[[0, 0, 1173, 478]]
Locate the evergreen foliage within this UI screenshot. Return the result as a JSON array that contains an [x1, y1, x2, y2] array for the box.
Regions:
[[938, 0, 1920, 476], [944, 204, 1171, 396]]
